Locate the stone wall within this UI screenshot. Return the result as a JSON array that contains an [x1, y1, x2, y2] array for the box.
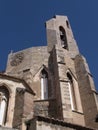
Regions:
[[74, 55, 98, 129], [34, 99, 56, 118], [13, 88, 25, 129], [28, 116, 94, 130], [6, 46, 49, 80], [13, 89, 34, 129], [23, 92, 34, 118]]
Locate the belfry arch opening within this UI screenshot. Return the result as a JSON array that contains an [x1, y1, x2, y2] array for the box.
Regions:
[[0, 86, 9, 126], [59, 26, 68, 50], [41, 69, 48, 100]]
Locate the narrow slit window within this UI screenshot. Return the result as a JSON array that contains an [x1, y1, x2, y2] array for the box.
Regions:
[[66, 20, 70, 28], [41, 69, 48, 100]]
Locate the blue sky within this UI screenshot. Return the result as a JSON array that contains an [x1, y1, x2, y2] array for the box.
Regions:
[[0, 0, 98, 90]]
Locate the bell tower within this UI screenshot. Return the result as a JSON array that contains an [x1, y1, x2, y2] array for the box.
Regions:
[[46, 15, 98, 128], [46, 15, 79, 58], [3, 15, 98, 130]]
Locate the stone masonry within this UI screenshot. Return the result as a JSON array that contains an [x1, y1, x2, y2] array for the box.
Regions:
[[0, 15, 98, 130]]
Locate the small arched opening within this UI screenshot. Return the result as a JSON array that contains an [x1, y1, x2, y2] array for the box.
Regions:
[[59, 26, 68, 50]]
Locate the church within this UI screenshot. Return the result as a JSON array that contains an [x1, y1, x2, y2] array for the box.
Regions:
[[0, 15, 98, 130]]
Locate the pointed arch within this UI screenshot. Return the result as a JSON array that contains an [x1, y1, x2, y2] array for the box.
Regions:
[[0, 83, 12, 94], [66, 72, 77, 110], [0, 86, 10, 126], [66, 70, 83, 112], [40, 69, 48, 100], [59, 26, 68, 50]]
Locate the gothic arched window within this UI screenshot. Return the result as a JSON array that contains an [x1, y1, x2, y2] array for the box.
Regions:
[[41, 69, 48, 100], [0, 86, 9, 126], [67, 73, 77, 110], [59, 26, 68, 50]]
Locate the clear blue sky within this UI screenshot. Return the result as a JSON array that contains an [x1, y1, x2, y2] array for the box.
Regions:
[[0, 1, 98, 90]]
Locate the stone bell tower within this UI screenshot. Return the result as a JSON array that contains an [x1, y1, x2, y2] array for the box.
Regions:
[[46, 15, 79, 57], [46, 15, 98, 129], [3, 15, 98, 130]]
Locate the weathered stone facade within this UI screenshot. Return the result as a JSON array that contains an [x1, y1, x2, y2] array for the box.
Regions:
[[0, 15, 98, 130], [27, 116, 94, 130]]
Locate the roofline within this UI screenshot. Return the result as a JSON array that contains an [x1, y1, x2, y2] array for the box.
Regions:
[[27, 116, 95, 130], [0, 73, 35, 95]]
